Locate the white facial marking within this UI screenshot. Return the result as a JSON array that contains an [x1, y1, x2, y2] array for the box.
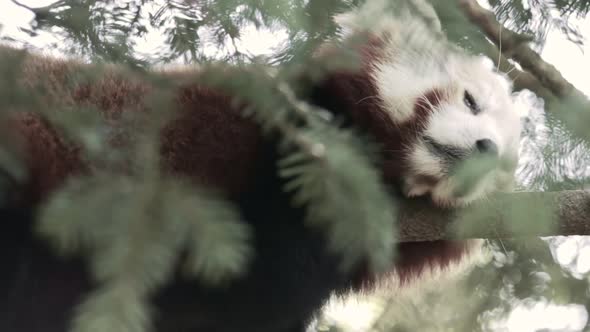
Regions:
[[336, 0, 449, 123], [412, 57, 520, 206], [374, 61, 448, 123], [407, 57, 521, 207]]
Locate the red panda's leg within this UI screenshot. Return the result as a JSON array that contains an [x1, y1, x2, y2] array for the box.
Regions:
[[285, 322, 308, 332]]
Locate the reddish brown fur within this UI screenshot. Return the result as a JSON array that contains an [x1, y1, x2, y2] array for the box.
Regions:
[[6, 55, 263, 206], [10, 113, 86, 205], [1, 38, 471, 331], [161, 85, 262, 196]]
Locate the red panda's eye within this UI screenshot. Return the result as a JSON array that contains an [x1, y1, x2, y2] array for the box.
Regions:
[[463, 90, 480, 115]]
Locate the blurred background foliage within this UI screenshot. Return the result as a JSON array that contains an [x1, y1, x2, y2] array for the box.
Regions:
[[2, 0, 590, 331]]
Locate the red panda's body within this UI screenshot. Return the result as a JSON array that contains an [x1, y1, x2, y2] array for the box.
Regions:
[[0, 54, 466, 332], [0, 1, 521, 331], [0, 66, 336, 332]]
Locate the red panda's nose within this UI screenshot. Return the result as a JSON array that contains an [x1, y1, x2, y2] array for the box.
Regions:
[[476, 139, 498, 156]]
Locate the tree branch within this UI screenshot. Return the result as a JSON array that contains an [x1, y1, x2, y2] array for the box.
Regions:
[[457, 0, 587, 100], [396, 190, 590, 242], [478, 40, 554, 101], [10, 0, 65, 20]]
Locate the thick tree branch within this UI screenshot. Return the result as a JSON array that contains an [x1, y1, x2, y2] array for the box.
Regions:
[[10, 0, 65, 21], [396, 190, 590, 242], [457, 0, 587, 100], [477, 39, 554, 101]]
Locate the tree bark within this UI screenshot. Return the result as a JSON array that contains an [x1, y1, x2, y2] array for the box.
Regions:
[[396, 190, 590, 242], [456, 0, 590, 141], [456, 0, 587, 101]]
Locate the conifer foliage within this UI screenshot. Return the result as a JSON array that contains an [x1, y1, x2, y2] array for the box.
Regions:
[[2, 0, 397, 331], [2, 0, 590, 331]]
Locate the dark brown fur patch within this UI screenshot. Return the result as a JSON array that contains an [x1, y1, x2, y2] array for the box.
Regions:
[[11, 113, 86, 206], [309, 35, 449, 185], [161, 85, 261, 196], [308, 34, 469, 288], [393, 240, 470, 283]]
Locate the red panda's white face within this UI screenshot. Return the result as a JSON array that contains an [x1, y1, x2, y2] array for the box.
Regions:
[[391, 58, 521, 207], [334, 0, 522, 207]]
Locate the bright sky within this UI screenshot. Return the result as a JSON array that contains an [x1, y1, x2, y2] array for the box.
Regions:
[[1, 1, 589, 331], [543, 18, 590, 97]]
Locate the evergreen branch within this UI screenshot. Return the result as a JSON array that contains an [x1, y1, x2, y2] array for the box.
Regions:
[[39, 173, 252, 282], [181, 189, 253, 285], [38, 173, 252, 332], [198, 65, 397, 272], [273, 80, 396, 272], [278, 126, 397, 272], [71, 283, 152, 332]]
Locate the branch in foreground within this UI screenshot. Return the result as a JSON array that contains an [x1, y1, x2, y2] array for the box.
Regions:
[[397, 190, 590, 242]]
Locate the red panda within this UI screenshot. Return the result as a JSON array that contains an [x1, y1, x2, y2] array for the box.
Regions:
[[0, 1, 521, 331]]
